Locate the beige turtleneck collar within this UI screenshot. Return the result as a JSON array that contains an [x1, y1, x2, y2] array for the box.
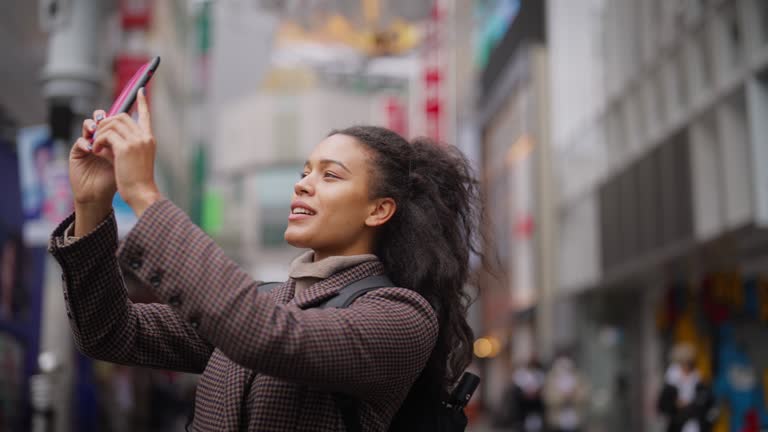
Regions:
[[288, 250, 378, 297]]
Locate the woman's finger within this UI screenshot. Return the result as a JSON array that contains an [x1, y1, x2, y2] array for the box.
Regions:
[[75, 137, 92, 154], [93, 109, 106, 123], [90, 131, 112, 155], [137, 88, 152, 133], [95, 146, 115, 164], [93, 131, 122, 165], [89, 110, 108, 143], [91, 130, 125, 164], [71, 138, 91, 159], [81, 119, 97, 139], [99, 114, 139, 143]]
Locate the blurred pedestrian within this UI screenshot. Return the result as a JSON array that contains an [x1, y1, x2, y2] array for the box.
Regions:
[[0, 229, 23, 320], [48, 90, 484, 431], [543, 356, 589, 432], [657, 343, 716, 432], [511, 358, 545, 432]]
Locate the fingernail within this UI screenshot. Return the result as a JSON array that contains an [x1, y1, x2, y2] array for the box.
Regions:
[[89, 122, 96, 131], [95, 113, 104, 121], [87, 143, 93, 151], [139, 87, 145, 96]]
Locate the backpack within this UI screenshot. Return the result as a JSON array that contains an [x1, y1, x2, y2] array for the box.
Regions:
[[256, 275, 479, 432]]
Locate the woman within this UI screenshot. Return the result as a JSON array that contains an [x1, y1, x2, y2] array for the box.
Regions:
[[49, 89, 482, 431], [657, 343, 716, 432], [543, 356, 589, 432]]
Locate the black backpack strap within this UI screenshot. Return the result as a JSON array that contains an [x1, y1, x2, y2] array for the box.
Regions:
[[257, 276, 393, 307], [334, 393, 362, 432], [318, 274, 394, 309]]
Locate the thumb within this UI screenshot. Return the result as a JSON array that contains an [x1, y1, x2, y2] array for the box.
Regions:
[[137, 87, 152, 133], [94, 146, 116, 165]]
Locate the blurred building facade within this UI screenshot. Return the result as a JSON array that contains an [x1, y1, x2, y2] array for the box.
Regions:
[[473, 0, 552, 416], [546, 0, 768, 431], [472, 0, 768, 431], [8, 0, 768, 430]]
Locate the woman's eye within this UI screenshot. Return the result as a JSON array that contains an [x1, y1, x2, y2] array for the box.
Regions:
[[324, 172, 339, 179], [299, 172, 309, 179]]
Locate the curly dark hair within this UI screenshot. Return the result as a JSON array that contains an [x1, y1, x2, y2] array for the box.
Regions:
[[329, 126, 483, 410]]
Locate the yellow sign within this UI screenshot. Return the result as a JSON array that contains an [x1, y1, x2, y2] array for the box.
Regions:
[[276, 13, 421, 57]]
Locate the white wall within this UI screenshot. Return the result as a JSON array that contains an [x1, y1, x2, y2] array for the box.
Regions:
[[548, 0, 607, 154], [212, 87, 380, 174], [547, 0, 608, 293], [547, 0, 610, 203], [557, 194, 600, 293]]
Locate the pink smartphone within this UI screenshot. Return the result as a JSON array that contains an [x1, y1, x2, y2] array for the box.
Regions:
[[107, 56, 161, 117]]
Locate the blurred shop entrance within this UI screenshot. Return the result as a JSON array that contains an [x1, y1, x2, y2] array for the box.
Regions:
[[563, 286, 651, 432]]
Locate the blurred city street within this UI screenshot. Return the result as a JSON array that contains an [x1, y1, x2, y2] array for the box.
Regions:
[[2, 0, 768, 431]]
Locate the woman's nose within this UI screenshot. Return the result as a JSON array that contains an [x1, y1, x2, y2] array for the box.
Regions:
[[294, 176, 313, 196]]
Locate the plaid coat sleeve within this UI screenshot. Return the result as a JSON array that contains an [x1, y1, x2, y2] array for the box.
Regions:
[[48, 212, 214, 373], [119, 199, 439, 400]]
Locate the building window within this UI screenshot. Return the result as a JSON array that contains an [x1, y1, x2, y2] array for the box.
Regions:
[[755, 0, 768, 45], [725, 6, 744, 66], [675, 53, 688, 110], [684, 31, 713, 104], [274, 109, 299, 160], [696, 31, 713, 91], [255, 167, 301, 249], [653, 71, 667, 129]]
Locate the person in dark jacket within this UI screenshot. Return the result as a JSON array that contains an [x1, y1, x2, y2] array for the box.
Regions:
[[543, 356, 589, 432], [49, 89, 485, 430], [657, 343, 717, 432], [512, 358, 545, 431]]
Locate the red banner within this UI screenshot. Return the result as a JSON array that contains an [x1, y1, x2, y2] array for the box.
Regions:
[[113, 55, 152, 108]]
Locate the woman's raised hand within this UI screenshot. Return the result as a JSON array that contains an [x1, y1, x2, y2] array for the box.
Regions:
[[70, 110, 117, 206], [91, 88, 162, 217], [70, 108, 118, 236]]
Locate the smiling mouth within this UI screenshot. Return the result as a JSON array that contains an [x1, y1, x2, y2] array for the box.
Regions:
[[291, 208, 316, 216]]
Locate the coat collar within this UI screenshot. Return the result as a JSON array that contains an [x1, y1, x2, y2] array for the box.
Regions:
[[288, 251, 378, 279], [269, 279, 296, 305], [292, 260, 386, 309]]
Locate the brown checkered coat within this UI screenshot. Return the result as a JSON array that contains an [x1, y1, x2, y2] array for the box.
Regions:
[[49, 200, 438, 431]]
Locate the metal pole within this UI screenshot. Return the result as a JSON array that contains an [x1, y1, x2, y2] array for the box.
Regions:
[[36, 1, 111, 430]]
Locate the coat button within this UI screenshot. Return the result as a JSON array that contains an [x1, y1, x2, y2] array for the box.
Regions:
[[189, 317, 200, 329], [129, 259, 143, 270], [168, 295, 182, 307], [149, 273, 162, 287]]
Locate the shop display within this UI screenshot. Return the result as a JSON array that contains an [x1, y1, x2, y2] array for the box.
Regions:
[[659, 273, 768, 431]]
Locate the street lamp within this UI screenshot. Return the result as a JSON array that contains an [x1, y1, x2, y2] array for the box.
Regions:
[[39, 0, 108, 141]]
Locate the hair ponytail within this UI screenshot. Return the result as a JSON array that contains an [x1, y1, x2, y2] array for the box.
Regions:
[[330, 126, 483, 395]]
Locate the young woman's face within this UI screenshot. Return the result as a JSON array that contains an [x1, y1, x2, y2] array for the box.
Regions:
[[284, 134, 382, 259]]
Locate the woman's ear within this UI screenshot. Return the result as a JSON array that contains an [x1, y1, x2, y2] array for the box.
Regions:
[[365, 198, 396, 227]]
